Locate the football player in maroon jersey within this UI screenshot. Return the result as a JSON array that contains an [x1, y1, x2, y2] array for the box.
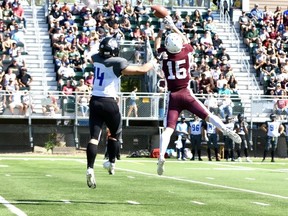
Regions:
[[155, 16, 241, 175]]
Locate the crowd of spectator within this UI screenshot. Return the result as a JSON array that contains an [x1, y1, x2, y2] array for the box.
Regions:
[[0, 0, 32, 115], [239, 4, 288, 118]]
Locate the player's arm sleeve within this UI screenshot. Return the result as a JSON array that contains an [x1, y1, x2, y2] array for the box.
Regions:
[[114, 58, 129, 77]]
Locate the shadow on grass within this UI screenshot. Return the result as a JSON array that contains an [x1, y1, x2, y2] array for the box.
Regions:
[[11, 199, 150, 205]]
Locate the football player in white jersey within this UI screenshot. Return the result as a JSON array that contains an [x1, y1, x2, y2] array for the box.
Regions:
[[260, 113, 284, 162], [86, 37, 158, 189], [175, 115, 189, 160], [203, 120, 220, 161], [189, 115, 205, 161]]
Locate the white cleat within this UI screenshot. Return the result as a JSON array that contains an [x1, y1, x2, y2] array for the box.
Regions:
[[223, 129, 241, 144], [86, 168, 96, 189], [246, 157, 252, 163], [157, 159, 165, 176], [237, 157, 242, 162], [103, 161, 115, 175]]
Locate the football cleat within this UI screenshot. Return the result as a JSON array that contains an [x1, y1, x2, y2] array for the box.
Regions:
[[246, 157, 252, 163], [157, 159, 165, 175], [223, 129, 241, 143], [103, 161, 115, 175], [86, 168, 96, 189]]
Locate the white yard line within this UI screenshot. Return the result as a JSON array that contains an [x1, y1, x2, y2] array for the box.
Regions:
[[190, 201, 205, 205], [0, 196, 27, 216], [61, 200, 71, 204], [127, 200, 140, 205], [252, 202, 270, 206]]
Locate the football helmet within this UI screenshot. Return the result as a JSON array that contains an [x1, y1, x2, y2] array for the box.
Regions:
[[164, 33, 183, 54], [99, 37, 119, 58]]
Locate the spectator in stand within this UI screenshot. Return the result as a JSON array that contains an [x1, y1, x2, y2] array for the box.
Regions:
[[260, 58, 277, 88], [102, 0, 115, 17], [16, 67, 32, 90], [191, 9, 203, 28], [77, 92, 90, 117], [83, 12, 96, 33], [244, 25, 260, 47], [228, 75, 238, 94], [254, 49, 267, 77], [2, 33, 13, 61], [217, 73, 228, 92], [217, 47, 231, 62], [250, 3, 264, 22], [204, 8, 214, 23], [77, 31, 90, 54], [204, 17, 216, 34], [11, 23, 27, 53], [239, 11, 250, 36], [142, 22, 154, 41], [200, 30, 213, 51], [133, 0, 149, 22], [57, 63, 75, 87], [84, 71, 94, 91], [75, 79, 90, 94], [2, 3, 13, 21], [8, 84, 24, 115], [114, 0, 123, 17], [283, 6, 288, 27], [212, 33, 223, 50], [70, 2, 81, 15], [119, 15, 131, 34], [22, 90, 35, 115], [54, 44, 69, 70], [42, 92, 60, 116], [199, 73, 215, 94], [107, 11, 118, 28], [3, 67, 16, 89], [131, 26, 143, 41], [183, 16, 195, 34], [110, 22, 125, 42], [218, 83, 231, 95], [62, 79, 75, 96], [60, 2, 70, 15], [204, 92, 219, 114], [123, 1, 135, 18], [49, 4, 64, 27], [12, 1, 26, 29], [219, 56, 231, 75], [219, 95, 233, 119], [265, 76, 277, 95]]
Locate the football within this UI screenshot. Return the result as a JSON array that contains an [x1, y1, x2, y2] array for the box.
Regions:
[[151, 5, 169, 18]]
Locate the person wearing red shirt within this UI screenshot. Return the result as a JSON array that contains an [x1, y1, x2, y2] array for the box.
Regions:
[[12, 2, 26, 29]]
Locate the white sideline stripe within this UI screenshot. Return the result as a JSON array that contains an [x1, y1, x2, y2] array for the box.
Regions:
[[191, 201, 205, 205], [127, 200, 140, 205], [252, 202, 270, 206], [61, 200, 71, 204], [245, 178, 256, 181], [0, 196, 27, 216]]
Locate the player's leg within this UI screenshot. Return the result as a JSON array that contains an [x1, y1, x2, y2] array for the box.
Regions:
[[104, 100, 122, 175], [86, 98, 104, 189], [262, 137, 270, 162]]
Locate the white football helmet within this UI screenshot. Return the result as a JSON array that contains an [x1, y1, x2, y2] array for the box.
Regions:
[[164, 33, 183, 54]]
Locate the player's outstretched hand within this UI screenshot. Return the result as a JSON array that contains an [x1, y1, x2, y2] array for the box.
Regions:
[[163, 15, 175, 29]]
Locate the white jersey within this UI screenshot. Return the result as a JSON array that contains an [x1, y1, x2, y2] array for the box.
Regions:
[[91, 54, 129, 98], [189, 120, 203, 135], [266, 121, 281, 137], [206, 122, 217, 134], [225, 122, 234, 131], [176, 122, 188, 137]]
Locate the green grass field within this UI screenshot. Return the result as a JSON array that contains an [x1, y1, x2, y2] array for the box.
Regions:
[[0, 155, 287, 216]]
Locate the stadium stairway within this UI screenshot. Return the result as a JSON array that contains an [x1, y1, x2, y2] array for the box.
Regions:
[[212, 13, 263, 119], [23, 3, 56, 113]]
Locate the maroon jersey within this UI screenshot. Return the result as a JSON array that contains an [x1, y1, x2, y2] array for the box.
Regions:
[[158, 44, 209, 129], [158, 44, 193, 92]]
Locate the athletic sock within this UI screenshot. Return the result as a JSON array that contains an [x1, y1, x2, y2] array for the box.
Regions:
[[107, 139, 119, 164], [86, 143, 98, 169], [208, 114, 226, 131]]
